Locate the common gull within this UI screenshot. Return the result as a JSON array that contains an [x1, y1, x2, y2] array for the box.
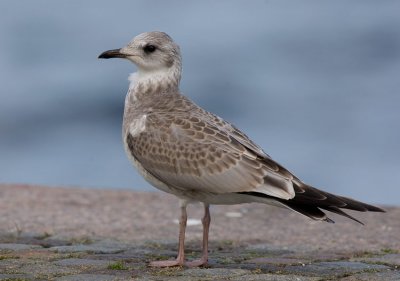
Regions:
[[99, 31, 384, 267]]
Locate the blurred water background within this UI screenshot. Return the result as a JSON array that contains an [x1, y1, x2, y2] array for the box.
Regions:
[[0, 1, 399, 205]]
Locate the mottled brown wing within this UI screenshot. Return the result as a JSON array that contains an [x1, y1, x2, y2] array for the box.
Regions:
[[126, 111, 296, 200], [194, 109, 271, 159]]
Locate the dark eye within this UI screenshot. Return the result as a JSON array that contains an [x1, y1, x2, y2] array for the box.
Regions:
[[143, 44, 156, 53]]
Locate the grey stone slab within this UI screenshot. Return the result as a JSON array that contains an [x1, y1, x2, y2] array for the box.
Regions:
[[16, 262, 78, 277], [50, 244, 124, 254], [230, 274, 320, 281], [314, 261, 388, 270], [180, 268, 250, 278], [0, 243, 42, 251], [133, 277, 204, 281], [0, 257, 20, 269], [245, 257, 311, 265], [286, 261, 389, 277], [0, 274, 33, 280], [136, 273, 320, 281], [339, 270, 400, 281], [54, 258, 112, 267], [87, 252, 149, 261], [0, 232, 69, 249], [136, 268, 251, 280], [245, 243, 295, 255], [357, 253, 400, 266], [121, 247, 155, 256], [55, 274, 120, 281]]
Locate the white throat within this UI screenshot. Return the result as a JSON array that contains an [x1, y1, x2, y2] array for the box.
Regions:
[[128, 66, 181, 91]]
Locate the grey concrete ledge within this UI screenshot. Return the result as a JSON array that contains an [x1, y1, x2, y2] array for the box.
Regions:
[[0, 184, 399, 280]]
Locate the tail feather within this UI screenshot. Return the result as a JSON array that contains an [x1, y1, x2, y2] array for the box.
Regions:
[[282, 201, 336, 223], [239, 184, 385, 224], [322, 206, 364, 225]]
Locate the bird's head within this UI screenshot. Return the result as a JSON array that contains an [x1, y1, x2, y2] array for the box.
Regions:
[[99, 31, 181, 73]]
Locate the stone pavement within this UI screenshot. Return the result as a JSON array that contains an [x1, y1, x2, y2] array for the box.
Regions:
[[0, 184, 399, 280]]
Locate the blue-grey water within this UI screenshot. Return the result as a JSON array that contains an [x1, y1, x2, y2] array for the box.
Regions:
[[0, 1, 399, 205]]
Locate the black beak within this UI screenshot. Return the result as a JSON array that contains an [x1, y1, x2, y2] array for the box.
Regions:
[[98, 48, 126, 59]]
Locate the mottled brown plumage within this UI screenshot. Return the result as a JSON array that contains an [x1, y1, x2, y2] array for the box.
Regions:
[[99, 31, 384, 267]]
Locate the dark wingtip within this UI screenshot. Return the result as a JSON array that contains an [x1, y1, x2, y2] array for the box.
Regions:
[[368, 205, 386, 213], [98, 53, 107, 59]]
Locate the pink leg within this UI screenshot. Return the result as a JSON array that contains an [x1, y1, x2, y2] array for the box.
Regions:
[[149, 201, 188, 267], [185, 203, 210, 267]]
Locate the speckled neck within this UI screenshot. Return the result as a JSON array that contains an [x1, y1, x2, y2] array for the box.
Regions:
[[127, 63, 181, 102]]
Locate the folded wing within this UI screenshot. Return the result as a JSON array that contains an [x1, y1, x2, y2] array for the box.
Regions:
[[126, 111, 296, 200]]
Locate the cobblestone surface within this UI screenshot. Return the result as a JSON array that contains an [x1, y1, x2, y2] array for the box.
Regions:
[[0, 184, 399, 280]]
